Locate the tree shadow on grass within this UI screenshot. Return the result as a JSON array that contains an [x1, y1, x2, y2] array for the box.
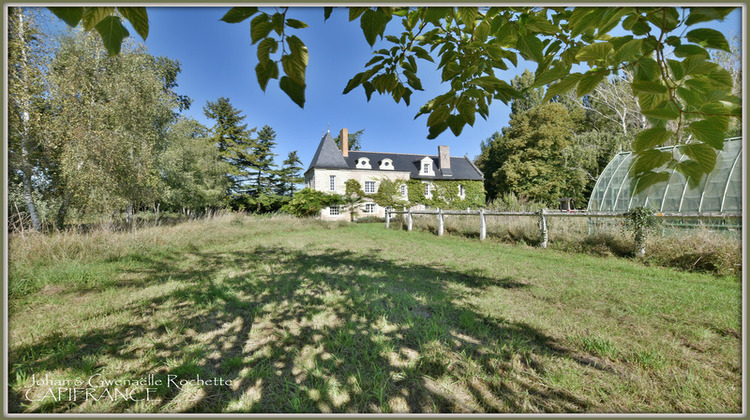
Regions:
[[9, 245, 615, 413]]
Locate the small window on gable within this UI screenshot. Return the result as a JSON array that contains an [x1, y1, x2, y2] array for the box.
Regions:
[[379, 158, 394, 170], [423, 163, 430, 173]]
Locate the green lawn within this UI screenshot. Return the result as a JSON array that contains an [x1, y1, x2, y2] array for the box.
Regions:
[[7, 215, 742, 413]]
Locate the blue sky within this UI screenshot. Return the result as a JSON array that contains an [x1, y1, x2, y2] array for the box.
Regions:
[[44, 6, 744, 170]]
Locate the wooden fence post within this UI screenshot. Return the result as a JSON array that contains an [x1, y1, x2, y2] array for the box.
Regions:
[[635, 224, 646, 257], [479, 208, 486, 241], [438, 208, 444, 236], [538, 208, 548, 248], [385, 208, 390, 229], [407, 209, 413, 231]]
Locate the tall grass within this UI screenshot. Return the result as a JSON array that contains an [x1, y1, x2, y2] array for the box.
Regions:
[[8, 213, 333, 299], [396, 213, 741, 276]]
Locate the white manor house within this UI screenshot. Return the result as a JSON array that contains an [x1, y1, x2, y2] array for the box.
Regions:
[[305, 129, 484, 220]]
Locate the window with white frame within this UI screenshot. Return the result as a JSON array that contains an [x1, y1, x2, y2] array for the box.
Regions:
[[329, 175, 336, 191], [424, 182, 431, 197], [364, 181, 376, 194], [363, 203, 376, 214], [400, 184, 407, 197], [423, 162, 431, 173], [329, 205, 340, 216], [458, 184, 465, 198]]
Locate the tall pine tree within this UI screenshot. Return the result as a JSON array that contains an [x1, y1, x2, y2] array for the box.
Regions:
[[203, 97, 256, 198], [276, 150, 304, 196]]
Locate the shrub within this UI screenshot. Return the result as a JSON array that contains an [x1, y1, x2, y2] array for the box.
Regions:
[[281, 188, 343, 217]]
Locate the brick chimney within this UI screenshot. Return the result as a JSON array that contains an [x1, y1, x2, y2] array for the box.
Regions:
[[438, 145, 450, 170], [340, 128, 349, 157]]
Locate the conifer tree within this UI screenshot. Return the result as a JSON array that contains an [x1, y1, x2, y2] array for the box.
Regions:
[[203, 97, 256, 197]]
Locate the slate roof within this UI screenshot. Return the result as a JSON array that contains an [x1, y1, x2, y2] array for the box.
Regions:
[[306, 132, 483, 180], [306, 132, 349, 171]]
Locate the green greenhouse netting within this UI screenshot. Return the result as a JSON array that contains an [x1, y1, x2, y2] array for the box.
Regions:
[[587, 138, 742, 232], [588, 138, 742, 213]]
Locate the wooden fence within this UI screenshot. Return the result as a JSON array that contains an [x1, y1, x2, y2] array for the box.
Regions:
[[384, 208, 742, 256]]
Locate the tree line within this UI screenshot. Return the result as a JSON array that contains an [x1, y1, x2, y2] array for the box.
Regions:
[[8, 8, 303, 231]]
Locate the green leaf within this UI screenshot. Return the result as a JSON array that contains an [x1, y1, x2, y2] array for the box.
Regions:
[[516, 33, 544, 62], [688, 120, 725, 149], [342, 72, 364, 94], [255, 59, 278, 91], [94, 16, 129, 56], [641, 102, 680, 120], [424, 7, 452, 25], [83, 7, 114, 31], [410, 46, 434, 62], [629, 149, 672, 176], [685, 7, 735, 26], [575, 42, 613, 62], [447, 114, 465, 136], [674, 161, 705, 189], [673, 44, 710, 59], [631, 80, 668, 95], [324, 7, 333, 21], [679, 143, 717, 173], [48, 7, 83, 27], [631, 170, 671, 194], [686, 28, 730, 52], [681, 55, 718, 77], [250, 14, 272, 44], [257, 37, 278, 61], [279, 76, 306, 108], [360, 9, 391, 47], [282, 55, 306, 86], [542, 73, 581, 102], [576, 71, 605, 96], [118, 7, 149, 39], [532, 62, 571, 87], [220, 7, 258, 23], [666, 59, 684, 80], [286, 18, 308, 29], [474, 20, 490, 42], [632, 127, 673, 152], [614, 38, 642, 63], [427, 104, 451, 127], [459, 7, 478, 29], [349, 7, 369, 21], [568, 8, 602, 37], [634, 57, 659, 82]]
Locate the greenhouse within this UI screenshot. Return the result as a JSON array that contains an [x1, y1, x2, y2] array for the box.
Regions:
[[587, 137, 742, 231]]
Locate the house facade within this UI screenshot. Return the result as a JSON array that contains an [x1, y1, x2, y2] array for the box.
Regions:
[[305, 129, 485, 220]]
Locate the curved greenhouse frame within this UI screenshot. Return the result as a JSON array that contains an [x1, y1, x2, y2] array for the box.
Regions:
[[587, 138, 742, 214]]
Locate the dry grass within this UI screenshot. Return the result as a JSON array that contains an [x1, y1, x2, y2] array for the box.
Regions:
[[398, 213, 741, 276], [7, 216, 742, 413]]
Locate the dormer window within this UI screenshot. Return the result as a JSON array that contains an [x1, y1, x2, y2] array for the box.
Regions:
[[379, 158, 394, 170], [419, 157, 435, 176], [356, 157, 372, 169]]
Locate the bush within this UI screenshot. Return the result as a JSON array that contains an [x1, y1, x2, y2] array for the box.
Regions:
[[281, 188, 343, 217]]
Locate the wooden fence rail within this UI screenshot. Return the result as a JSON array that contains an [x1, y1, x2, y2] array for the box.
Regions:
[[384, 208, 742, 256]]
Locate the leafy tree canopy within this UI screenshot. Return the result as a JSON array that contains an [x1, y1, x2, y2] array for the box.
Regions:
[[49, 6, 741, 194]]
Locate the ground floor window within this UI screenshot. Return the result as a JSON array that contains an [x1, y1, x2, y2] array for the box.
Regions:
[[329, 205, 340, 216], [364, 203, 376, 214]]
